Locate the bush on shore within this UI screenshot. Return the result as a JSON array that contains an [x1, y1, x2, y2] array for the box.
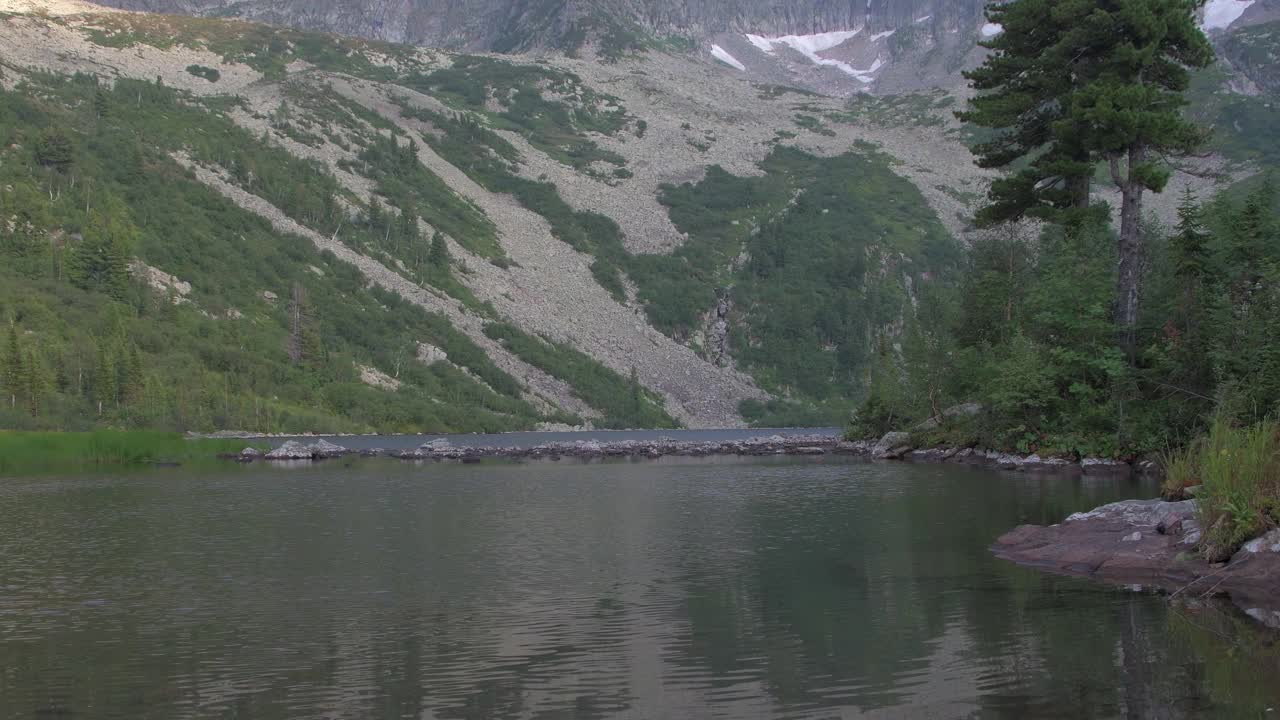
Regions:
[[1163, 419, 1280, 562]]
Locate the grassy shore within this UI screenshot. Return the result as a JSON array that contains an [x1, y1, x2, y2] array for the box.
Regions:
[[0, 431, 256, 476], [1163, 419, 1280, 562]]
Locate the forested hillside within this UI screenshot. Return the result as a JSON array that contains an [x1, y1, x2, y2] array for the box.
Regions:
[[0, 2, 972, 431], [0, 0, 1274, 434], [0, 73, 570, 432]]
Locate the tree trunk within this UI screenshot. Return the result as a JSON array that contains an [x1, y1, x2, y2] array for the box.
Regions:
[[1068, 174, 1092, 209], [1113, 146, 1146, 357]]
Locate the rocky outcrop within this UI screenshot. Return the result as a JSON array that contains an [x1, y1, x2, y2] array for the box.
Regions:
[[260, 439, 352, 460], [871, 431, 911, 459], [88, 0, 988, 51], [994, 499, 1280, 626]]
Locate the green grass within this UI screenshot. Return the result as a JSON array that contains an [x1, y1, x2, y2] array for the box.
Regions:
[[483, 322, 678, 429], [1165, 419, 1280, 562], [0, 430, 253, 475]]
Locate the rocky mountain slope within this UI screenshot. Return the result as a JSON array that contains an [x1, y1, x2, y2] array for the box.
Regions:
[[82, 0, 1280, 95], [0, 0, 1271, 432]]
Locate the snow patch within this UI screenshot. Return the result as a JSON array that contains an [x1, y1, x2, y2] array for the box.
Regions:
[[981, 22, 1003, 37], [744, 29, 862, 57], [1202, 0, 1254, 29], [743, 29, 882, 82], [915, 15, 932, 23], [870, 30, 895, 42], [710, 44, 746, 71]]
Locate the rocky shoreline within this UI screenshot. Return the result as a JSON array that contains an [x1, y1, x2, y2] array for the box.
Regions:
[[223, 432, 1152, 475], [993, 499, 1280, 627]]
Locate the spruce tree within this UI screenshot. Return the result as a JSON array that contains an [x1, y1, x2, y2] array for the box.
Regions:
[[94, 344, 116, 413], [1171, 187, 1210, 324], [70, 202, 137, 300], [23, 349, 50, 418], [94, 88, 111, 121], [428, 232, 450, 268], [34, 128, 74, 172], [122, 344, 144, 406], [3, 323, 23, 409]]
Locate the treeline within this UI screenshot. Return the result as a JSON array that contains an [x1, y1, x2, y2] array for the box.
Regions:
[[853, 0, 1279, 460], [854, 182, 1280, 458]]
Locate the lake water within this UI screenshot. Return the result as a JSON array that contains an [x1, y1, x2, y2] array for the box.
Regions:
[[2, 455, 1278, 719]]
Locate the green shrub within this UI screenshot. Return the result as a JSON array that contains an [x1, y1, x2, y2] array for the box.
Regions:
[[1188, 419, 1280, 562], [185, 65, 220, 82]]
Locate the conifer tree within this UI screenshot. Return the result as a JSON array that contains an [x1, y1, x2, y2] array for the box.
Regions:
[[70, 201, 136, 300], [1073, 0, 1213, 352], [398, 206, 419, 255], [122, 343, 144, 406], [3, 323, 23, 410], [287, 283, 322, 367], [94, 88, 111, 121], [629, 366, 642, 419], [428, 232, 450, 268], [962, 0, 1213, 354], [34, 127, 74, 172], [1170, 187, 1210, 327], [94, 344, 116, 414], [958, 0, 1096, 224], [23, 349, 50, 418]]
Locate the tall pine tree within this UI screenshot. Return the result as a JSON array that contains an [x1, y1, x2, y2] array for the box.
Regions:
[[962, 0, 1213, 354], [1073, 0, 1213, 352], [3, 323, 23, 410]]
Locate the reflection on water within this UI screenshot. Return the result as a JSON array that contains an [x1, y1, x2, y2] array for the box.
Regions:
[[1, 457, 1277, 719]]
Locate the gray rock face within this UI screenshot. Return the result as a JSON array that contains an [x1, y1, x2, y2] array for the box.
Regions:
[[265, 440, 313, 460], [871, 431, 911, 459], [87, 0, 987, 51], [263, 439, 349, 459]]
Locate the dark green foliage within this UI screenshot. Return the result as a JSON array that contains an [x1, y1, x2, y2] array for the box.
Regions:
[[35, 127, 74, 171], [401, 56, 628, 173], [0, 73, 546, 433], [642, 145, 960, 410], [67, 200, 135, 300], [185, 64, 221, 82], [347, 133, 501, 258], [483, 322, 678, 429], [428, 231, 450, 268], [856, 178, 1280, 458], [958, 0, 1095, 224]]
